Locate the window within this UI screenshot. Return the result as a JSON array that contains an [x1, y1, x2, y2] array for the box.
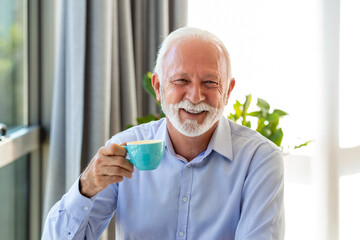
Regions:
[[0, 0, 27, 130], [339, 0, 360, 239], [189, 0, 359, 239], [0, 155, 29, 239], [188, 2, 319, 239], [0, 0, 41, 239]]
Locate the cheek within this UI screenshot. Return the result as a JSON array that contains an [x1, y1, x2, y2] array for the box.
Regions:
[[209, 91, 226, 108], [163, 86, 185, 104]]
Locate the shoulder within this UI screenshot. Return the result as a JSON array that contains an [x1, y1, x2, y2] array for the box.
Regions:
[[107, 118, 166, 145], [227, 119, 282, 165]]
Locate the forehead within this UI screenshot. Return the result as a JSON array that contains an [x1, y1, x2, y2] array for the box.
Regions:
[[163, 39, 226, 78]]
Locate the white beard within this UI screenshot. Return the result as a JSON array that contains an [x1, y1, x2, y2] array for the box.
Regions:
[[160, 87, 226, 137]]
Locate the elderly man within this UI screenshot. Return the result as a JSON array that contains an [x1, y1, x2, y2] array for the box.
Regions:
[[43, 27, 284, 239]]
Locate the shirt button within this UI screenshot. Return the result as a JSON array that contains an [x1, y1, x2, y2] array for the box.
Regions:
[[179, 232, 185, 237], [187, 164, 191, 168], [84, 206, 89, 210], [182, 197, 188, 202]]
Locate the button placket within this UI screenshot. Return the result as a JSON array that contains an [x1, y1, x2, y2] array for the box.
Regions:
[[176, 164, 193, 239]]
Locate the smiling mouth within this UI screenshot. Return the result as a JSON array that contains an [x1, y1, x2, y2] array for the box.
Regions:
[[181, 108, 207, 115]]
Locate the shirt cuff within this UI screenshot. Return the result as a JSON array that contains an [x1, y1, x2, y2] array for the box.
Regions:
[[58, 176, 98, 220]]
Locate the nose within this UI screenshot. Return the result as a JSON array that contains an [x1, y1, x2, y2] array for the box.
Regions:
[[186, 82, 205, 104]]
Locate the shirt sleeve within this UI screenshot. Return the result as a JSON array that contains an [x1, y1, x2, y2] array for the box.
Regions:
[[42, 177, 118, 240], [235, 147, 285, 240]]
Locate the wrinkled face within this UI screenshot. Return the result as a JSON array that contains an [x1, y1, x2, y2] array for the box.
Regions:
[[160, 91, 226, 137], [156, 39, 233, 137]]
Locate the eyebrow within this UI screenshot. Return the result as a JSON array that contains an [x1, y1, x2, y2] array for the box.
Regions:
[[170, 72, 220, 79], [202, 73, 220, 79], [169, 73, 190, 80]]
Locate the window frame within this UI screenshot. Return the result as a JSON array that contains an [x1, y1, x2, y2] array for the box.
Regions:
[[0, 0, 42, 239], [0, 126, 40, 168]]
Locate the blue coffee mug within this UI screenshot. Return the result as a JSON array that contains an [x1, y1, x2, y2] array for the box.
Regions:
[[123, 140, 165, 170]]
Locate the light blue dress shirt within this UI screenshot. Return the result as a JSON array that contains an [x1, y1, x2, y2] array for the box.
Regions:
[[42, 116, 284, 240]]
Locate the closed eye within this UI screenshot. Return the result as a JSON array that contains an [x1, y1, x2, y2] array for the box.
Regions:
[[202, 80, 219, 88], [172, 79, 190, 86]]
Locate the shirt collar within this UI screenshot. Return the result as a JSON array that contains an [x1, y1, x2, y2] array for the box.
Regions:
[[207, 116, 233, 161], [154, 118, 167, 143], [153, 118, 176, 156], [154, 118, 179, 158], [156, 116, 233, 162]]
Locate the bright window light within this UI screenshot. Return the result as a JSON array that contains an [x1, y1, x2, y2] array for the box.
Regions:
[[339, 0, 360, 149], [188, 0, 321, 155], [339, 1, 360, 239], [188, 0, 360, 239]]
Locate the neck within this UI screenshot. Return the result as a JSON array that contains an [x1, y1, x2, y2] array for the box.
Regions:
[[166, 118, 219, 161]]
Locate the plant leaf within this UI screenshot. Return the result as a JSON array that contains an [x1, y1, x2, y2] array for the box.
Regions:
[[273, 109, 288, 117], [142, 72, 156, 100], [266, 113, 279, 123], [260, 126, 272, 138], [269, 119, 279, 133], [294, 140, 313, 149], [234, 100, 242, 118], [257, 98, 270, 113], [243, 95, 252, 114], [269, 128, 284, 147], [242, 95, 252, 126], [136, 114, 157, 124], [248, 111, 261, 117], [228, 113, 237, 122], [125, 124, 134, 129], [228, 100, 243, 122], [256, 119, 265, 133]]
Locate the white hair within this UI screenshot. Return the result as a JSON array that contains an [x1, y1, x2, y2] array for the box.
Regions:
[[153, 27, 232, 85]]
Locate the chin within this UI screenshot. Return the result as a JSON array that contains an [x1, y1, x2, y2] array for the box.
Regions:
[[176, 119, 217, 137]]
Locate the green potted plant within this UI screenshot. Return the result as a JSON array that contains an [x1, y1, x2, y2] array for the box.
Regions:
[[227, 94, 311, 152]]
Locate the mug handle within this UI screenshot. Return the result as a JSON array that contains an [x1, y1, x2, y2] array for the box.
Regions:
[[122, 145, 134, 165]]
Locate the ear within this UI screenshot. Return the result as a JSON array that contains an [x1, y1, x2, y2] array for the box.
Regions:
[[225, 78, 236, 105], [152, 73, 161, 101]]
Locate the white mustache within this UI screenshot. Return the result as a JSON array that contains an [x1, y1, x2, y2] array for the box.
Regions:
[[173, 100, 215, 113]]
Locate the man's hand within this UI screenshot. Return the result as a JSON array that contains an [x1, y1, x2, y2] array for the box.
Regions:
[[79, 143, 134, 198]]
